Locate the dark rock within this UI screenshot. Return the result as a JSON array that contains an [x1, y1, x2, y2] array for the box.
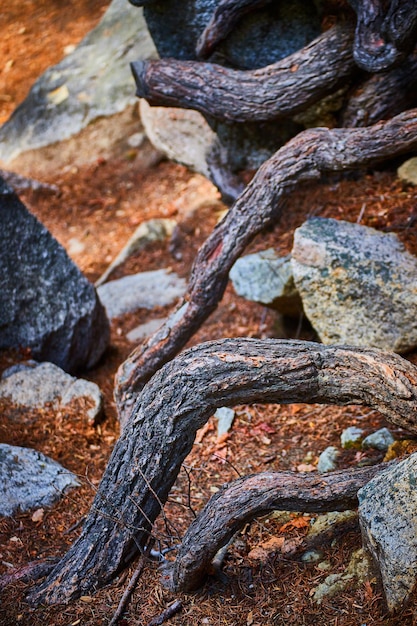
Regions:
[[141, 0, 321, 68], [0, 178, 109, 372]]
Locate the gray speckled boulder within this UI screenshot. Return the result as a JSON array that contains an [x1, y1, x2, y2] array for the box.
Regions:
[[141, 0, 320, 68], [230, 250, 301, 315], [0, 178, 109, 372], [0, 361, 103, 424], [0, 444, 80, 517], [358, 454, 417, 612], [291, 218, 417, 352]]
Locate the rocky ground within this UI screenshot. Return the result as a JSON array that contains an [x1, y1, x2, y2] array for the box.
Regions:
[[1, 2, 417, 625]]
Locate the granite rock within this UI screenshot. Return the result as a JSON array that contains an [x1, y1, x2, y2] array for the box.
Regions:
[[0, 178, 109, 372], [291, 218, 417, 352]]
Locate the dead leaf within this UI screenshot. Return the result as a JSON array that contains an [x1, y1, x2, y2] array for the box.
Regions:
[[279, 516, 310, 533], [247, 611, 254, 625], [296, 463, 316, 473], [247, 537, 285, 563], [280, 537, 304, 554], [31, 508, 44, 523]]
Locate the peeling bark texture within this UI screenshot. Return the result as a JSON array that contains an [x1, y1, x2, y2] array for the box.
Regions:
[[115, 109, 417, 415], [342, 51, 417, 126], [196, 0, 272, 59], [347, 0, 416, 71], [29, 338, 417, 604], [169, 464, 393, 592], [132, 23, 356, 124]]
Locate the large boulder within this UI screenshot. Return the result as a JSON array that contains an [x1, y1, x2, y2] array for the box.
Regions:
[[0, 0, 156, 168], [0, 444, 80, 517], [0, 177, 109, 372], [291, 218, 417, 352], [358, 454, 417, 612]]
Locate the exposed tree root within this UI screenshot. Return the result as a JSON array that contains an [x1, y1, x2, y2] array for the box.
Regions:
[[115, 109, 417, 415], [28, 339, 417, 605], [131, 24, 356, 123], [168, 464, 393, 592]]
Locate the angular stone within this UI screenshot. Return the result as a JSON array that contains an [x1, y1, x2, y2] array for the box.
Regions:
[[0, 444, 80, 517], [97, 269, 187, 319], [214, 407, 235, 437], [230, 250, 301, 315], [139, 101, 216, 178], [0, 179, 109, 372], [358, 454, 417, 612], [96, 218, 177, 287], [291, 218, 417, 352], [340, 426, 364, 450], [398, 157, 417, 185], [0, 362, 103, 424], [0, 0, 156, 164], [362, 428, 395, 452], [317, 446, 340, 473]]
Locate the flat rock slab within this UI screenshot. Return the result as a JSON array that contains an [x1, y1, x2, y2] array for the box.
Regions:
[[0, 444, 80, 517], [291, 217, 417, 352], [126, 318, 167, 343], [96, 217, 177, 287], [358, 454, 417, 612], [0, 178, 109, 372], [97, 269, 187, 319], [0, 0, 156, 164], [0, 362, 103, 424]]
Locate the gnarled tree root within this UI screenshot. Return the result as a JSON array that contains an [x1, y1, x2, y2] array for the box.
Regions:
[[115, 109, 417, 415], [348, 0, 417, 71], [28, 339, 417, 605], [169, 464, 393, 592], [131, 23, 356, 124]]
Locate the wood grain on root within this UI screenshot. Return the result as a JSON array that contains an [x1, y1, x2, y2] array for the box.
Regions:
[[347, 0, 417, 71], [170, 464, 392, 592], [115, 109, 417, 412], [131, 24, 356, 123], [29, 338, 417, 604]]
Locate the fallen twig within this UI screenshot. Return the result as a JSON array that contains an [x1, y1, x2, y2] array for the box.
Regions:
[[145, 599, 183, 626], [0, 558, 59, 591], [108, 553, 148, 626]]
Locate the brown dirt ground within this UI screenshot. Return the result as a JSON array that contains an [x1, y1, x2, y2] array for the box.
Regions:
[[1, 3, 417, 625]]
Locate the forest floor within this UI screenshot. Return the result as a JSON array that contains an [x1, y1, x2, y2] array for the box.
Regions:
[[1, 2, 417, 625]]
